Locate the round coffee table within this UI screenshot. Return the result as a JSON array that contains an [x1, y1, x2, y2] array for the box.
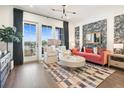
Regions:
[[58, 55, 86, 68]]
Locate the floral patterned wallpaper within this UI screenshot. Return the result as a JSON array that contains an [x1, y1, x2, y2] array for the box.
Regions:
[[114, 14, 124, 43], [82, 19, 107, 48], [75, 26, 80, 48]]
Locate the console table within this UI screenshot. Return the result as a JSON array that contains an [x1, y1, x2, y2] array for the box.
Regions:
[[108, 54, 124, 69], [0, 52, 11, 88]]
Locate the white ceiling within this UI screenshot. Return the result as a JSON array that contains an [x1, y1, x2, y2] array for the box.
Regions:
[[14, 5, 124, 23]]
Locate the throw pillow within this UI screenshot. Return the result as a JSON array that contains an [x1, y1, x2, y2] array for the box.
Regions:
[[85, 48, 93, 53], [93, 47, 97, 54], [71, 48, 79, 54], [98, 48, 106, 55]]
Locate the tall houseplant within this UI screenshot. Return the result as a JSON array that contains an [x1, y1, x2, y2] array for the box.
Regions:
[[0, 25, 22, 52]]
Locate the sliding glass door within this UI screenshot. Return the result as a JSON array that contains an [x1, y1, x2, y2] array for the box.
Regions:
[[23, 23, 64, 62], [23, 22, 38, 62]]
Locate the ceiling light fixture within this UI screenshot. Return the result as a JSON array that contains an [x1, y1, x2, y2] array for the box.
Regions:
[[52, 5, 76, 19]]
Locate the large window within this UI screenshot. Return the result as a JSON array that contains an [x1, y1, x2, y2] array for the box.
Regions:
[[42, 25, 52, 46], [41, 25, 65, 46], [56, 27, 65, 45]]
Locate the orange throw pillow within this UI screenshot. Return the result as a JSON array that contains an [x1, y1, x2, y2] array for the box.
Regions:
[[71, 48, 79, 54], [85, 48, 93, 53]]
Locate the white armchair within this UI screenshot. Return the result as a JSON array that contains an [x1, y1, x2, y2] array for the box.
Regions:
[[57, 46, 71, 60], [44, 46, 58, 64]]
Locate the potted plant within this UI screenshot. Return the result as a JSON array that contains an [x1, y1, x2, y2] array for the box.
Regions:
[[0, 25, 22, 52]]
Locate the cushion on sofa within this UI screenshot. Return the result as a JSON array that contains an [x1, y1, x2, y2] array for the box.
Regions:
[[82, 53, 101, 63], [74, 52, 84, 56], [93, 47, 97, 54], [85, 48, 93, 53], [71, 48, 79, 54], [97, 48, 106, 55]]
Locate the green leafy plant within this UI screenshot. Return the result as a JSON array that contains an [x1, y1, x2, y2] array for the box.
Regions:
[[42, 40, 48, 47], [0, 25, 23, 52]]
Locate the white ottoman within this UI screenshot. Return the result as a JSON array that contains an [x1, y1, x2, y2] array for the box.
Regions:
[[58, 55, 86, 68]]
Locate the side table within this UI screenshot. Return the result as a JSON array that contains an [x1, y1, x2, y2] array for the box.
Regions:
[[108, 54, 124, 69]]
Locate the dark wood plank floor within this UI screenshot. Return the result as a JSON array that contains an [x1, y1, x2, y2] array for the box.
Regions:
[[98, 69, 124, 88], [4, 62, 124, 88], [4, 62, 58, 88]]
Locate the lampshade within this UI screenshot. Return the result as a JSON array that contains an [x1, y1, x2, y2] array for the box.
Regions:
[[114, 44, 123, 49]]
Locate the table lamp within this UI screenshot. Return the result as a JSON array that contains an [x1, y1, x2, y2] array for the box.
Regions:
[[114, 43, 123, 54]]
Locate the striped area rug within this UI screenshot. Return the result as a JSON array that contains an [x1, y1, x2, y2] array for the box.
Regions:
[[42, 62, 115, 88]]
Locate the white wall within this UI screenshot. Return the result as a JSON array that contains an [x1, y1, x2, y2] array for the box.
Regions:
[[0, 6, 13, 28], [69, 23, 75, 49], [24, 12, 63, 27], [0, 6, 13, 57], [70, 6, 124, 51]]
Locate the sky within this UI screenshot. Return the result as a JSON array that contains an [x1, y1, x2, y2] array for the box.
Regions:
[[24, 24, 52, 42], [42, 26, 52, 41], [24, 24, 36, 42]]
